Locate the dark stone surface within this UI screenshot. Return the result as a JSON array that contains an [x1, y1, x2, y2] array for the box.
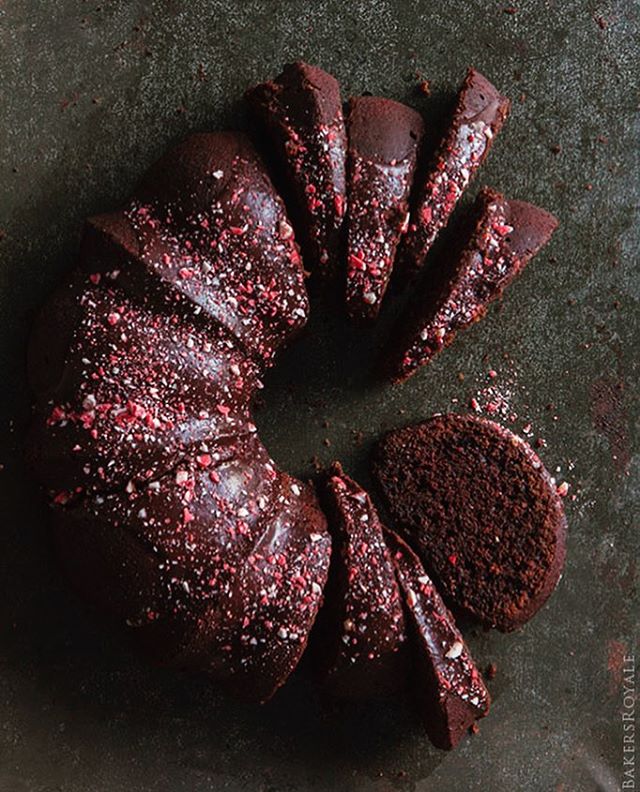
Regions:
[[0, 1, 637, 790]]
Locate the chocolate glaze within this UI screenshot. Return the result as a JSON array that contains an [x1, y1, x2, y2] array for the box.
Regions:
[[78, 132, 309, 367], [208, 474, 331, 702], [398, 68, 510, 281], [384, 187, 558, 383], [313, 462, 407, 699], [50, 430, 331, 702], [27, 273, 260, 495], [347, 96, 424, 163], [27, 131, 332, 703], [345, 97, 424, 320], [27, 70, 561, 727], [373, 414, 567, 632], [51, 503, 197, 665], [384, 528, 490, 749], [246, 62, 347, 276]]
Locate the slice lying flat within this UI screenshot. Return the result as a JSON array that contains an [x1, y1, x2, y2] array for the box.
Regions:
[[384, 187, 558, 383], [345, 97, 424, 319], [384, 528, 490, 750], [398, 68, 510, 281], [315, 463, 407, 698], [373, 414, 568, 632], [246, 62, 347, 276]]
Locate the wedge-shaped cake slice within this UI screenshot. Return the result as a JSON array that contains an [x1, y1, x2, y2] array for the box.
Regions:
[[246, 62, 347, 276], [385, 187, 558, 383], [384, 528, 490, 750], [398, 68, 510, 281], [345, 97, 424, 319], [373, 415, 568, 632], [314, 463, 406, 698]]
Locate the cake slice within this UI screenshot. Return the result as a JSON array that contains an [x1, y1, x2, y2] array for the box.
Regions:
[[384, 528, 490, 750], [246, 62, 347, 276], [398, 68, 510, 281], [385, 187, 558, 383], [314, 463, 406, 698], [373, 414, 568, 632], [345, 97, 424, 319]]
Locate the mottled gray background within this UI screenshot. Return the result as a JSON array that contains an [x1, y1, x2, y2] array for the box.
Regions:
[[0, 1, 638, 791]]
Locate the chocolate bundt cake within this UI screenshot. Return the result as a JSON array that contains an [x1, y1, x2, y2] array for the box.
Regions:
[[398, 68, 510, 281], [27, 61, 564, 742], [27, 132, 332, 701], [373, 414, 567, 632], [384, 528, 490, 749], [246, 62, 347, 276], [385, 187, 558, 383], [313, 463, 406, 698], [344, 97, 424, 320]]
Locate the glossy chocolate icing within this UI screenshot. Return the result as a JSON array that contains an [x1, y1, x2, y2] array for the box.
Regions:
[[27, 274, 260, 495], [314, 463, 407, 698], [398, 68, 511, 281], [384, 528, 490, 749], [79, 132, 309, 367], [345, 97, 424, 320], [27, 132, 331, 702], [54, 441, 331, 702], [246, 62, 347, 276], [385, 187, 558, 382]]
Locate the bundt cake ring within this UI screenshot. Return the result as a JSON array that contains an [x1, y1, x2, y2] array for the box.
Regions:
[[26, 61, 566, 750]]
